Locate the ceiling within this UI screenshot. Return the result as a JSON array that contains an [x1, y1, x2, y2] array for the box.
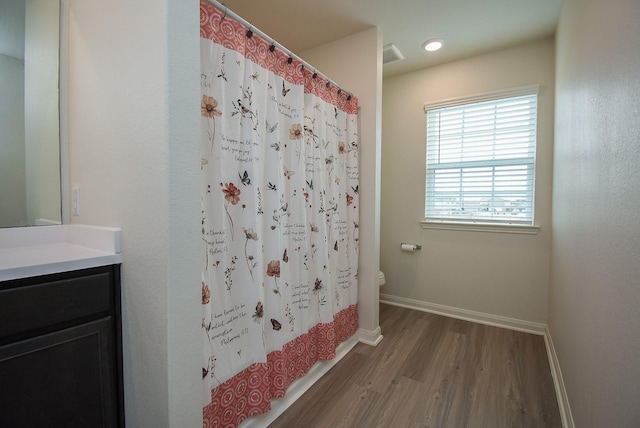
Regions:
[[221, 0, 563, 77]]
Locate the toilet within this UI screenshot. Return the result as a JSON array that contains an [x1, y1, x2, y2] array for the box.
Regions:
[[378, 270, 385, 287]]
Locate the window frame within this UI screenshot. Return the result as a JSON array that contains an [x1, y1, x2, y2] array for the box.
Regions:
[[422, 85, 541, 234]]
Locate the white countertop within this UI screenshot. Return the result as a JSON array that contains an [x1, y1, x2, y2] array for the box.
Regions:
[[0, 224, 122, 281]]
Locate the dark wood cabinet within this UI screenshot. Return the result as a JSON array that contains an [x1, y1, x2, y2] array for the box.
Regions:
[[0, 265, 124, 427]]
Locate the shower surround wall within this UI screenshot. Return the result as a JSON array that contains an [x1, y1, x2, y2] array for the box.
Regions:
[[200, 3, 360, 425]]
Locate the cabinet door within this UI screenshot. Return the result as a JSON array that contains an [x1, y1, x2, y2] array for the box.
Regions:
[[0, 318, 119, 428]]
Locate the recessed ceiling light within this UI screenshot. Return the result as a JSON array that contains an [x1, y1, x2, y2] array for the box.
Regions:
[[422, 39, 444, 52]]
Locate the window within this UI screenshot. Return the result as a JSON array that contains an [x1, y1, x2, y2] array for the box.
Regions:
[[424, 86, 538, 227]]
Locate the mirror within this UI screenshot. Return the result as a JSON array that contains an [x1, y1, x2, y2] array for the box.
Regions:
[[0, 0, 61, 227]]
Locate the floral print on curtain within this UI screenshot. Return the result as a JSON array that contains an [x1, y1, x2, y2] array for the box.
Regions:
[[200, 2, 360, 427]]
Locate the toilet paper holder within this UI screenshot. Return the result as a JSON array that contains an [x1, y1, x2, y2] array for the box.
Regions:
[[400, 243, 422, 251]]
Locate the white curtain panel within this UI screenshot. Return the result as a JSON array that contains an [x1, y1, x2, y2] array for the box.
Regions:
[[200, 3, 360, 426]]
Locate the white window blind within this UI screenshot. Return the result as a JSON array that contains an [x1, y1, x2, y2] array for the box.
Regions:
[[425, 87, 538, 225]]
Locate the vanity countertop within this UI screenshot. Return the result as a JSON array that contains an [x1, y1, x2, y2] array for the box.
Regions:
[[0, 225, 122, 281]]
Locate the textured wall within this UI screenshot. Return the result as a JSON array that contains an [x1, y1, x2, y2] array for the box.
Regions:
[[550, 0, 640, 426], [66, 0, 201, 426], [381, 38, 555, 323]]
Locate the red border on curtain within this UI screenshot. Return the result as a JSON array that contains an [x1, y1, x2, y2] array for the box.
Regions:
[[203, 304, 359, 427], [200, 1, 359, 115]]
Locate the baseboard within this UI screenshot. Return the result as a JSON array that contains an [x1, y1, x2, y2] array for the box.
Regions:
[[358, 326, 384, 346], [239, 335, 359, 427], [380, 293, 546, 335], [544, 326, 575, 428]]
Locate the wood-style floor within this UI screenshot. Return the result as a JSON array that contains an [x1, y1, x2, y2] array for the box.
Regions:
[[269, 304, 561, 428]]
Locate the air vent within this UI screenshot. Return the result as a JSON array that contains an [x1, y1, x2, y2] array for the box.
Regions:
[[383, 43, 404, 64]]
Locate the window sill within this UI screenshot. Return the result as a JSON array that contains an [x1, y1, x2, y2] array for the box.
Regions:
[[420, 220, 540, 235]]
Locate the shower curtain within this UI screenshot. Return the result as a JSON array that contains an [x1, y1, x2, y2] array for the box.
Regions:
[[200, 2, 360, 426]]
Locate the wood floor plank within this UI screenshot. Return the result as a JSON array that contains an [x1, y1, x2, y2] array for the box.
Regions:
[[318, 383, 381, 428], [268, 304, 561, 428], [351, 317, 431, 394], [401, 314, 453, 383], [416, 331, 471, 428], [356, 375, 424, 428], [269, 350, 371, 426], [465, 323, 509, 428]]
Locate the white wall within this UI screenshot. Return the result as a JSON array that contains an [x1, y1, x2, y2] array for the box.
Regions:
[[24, 0, 61, 225], [550, 0, 640, 426], [381, 38, 555, 324], [65, 0, 201, 426], [0, 54, 26, 227], [301, 27, 383, 342]]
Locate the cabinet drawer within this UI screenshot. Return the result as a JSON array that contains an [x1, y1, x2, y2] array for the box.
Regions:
[[0, 269, 112, 339]]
